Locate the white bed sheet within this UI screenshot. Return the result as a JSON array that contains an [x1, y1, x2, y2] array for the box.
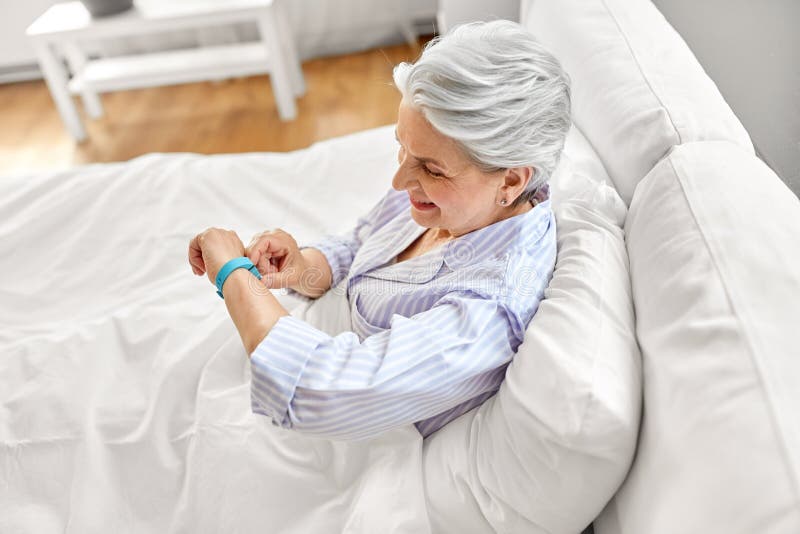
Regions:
[[0, 127, 432, 533], [0, 123, 618, 533]]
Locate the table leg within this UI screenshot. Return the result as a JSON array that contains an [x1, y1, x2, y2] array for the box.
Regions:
[[274, 0, 306, 97], [398, 19, 419, 51], [63, 41, 104, 120], [258, 7, 297, 121], [391, 5, 420, 52], [31, 39, 87, 142]]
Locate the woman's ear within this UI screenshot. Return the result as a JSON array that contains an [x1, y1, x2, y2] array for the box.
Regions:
[[503, 166, 534, 201]]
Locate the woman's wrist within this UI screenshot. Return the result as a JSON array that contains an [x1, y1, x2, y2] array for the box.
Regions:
[[223, 268, 289, 355], [215, 256, 260, 298], [290, 248, 333, 298]]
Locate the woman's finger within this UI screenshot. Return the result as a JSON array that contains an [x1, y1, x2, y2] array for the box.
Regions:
[[243, 230, 298, 287], [248, 235, 283, 267], [188, 235, 206, 275], [247, 239, 267, 266]]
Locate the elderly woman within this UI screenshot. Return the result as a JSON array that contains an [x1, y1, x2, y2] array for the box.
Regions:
[[188, 21, 571, 440]]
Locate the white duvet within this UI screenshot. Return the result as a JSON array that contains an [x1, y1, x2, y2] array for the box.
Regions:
[[0, 127, 433, 533], [0, 126, 638, 534]]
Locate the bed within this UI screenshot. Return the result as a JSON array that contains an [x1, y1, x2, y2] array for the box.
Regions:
[[2, 0, 799, 533]]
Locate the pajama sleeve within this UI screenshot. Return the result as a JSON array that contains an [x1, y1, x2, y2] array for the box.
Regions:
[[250, 291, 519, 440]]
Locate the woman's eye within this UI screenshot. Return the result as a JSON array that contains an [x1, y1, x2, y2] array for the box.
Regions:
[[425, 167, 444, 178]]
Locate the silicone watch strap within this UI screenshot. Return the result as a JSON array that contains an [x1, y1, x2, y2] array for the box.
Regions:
[[215, 257, 262, 299]]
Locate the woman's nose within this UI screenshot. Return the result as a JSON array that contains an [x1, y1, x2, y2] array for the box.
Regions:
[[392, 159, 413, 191]]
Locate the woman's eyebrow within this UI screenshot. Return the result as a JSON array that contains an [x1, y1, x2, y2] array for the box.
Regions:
[[394, 128, 448, 169]]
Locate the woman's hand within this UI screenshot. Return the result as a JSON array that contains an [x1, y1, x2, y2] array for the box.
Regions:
[[188, 228, 246, 284], [190, 228, 290, 356], [244, 229, 309, 290]]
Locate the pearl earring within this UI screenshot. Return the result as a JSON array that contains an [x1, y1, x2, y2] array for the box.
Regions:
[[499, 199, 508, 206]]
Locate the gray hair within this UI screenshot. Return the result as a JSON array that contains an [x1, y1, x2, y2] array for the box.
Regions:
[[393, 20, 571, 207]]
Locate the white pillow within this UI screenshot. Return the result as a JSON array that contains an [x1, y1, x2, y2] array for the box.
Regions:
[[595, 141, 800, 534], [521, 0, 753, 205], [423, 127, 642, 533]]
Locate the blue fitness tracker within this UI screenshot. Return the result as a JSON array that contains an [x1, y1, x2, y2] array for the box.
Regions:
[[215, 257, 262, 299]]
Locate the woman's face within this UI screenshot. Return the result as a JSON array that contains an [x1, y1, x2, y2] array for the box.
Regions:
[[392, 100, 523, 237]]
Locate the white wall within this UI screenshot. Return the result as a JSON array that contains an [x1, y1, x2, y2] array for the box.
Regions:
[[437, 0, 519, 32], [0, 0, 58, 69], [652, 0, 799, 196], [0, 0, 437, 81]]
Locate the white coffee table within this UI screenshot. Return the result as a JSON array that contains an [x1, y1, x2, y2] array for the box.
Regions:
[[27, 0, 305, 142]]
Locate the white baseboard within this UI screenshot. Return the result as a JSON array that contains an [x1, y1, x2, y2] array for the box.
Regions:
[[0, 64, 42, 83]]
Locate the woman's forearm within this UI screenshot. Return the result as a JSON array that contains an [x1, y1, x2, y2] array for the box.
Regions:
[[290, 248, 334, 299], [222, 268, 290, 356]]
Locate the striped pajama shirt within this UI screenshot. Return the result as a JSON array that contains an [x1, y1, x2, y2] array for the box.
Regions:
[[250, 187, 556, 440]]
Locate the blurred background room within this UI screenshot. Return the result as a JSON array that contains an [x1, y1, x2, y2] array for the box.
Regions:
[[0, 0, 440, 174], [0, 0, 797, 197]]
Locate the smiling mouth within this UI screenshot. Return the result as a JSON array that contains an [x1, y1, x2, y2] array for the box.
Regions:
[[410, 197, 437, 210]]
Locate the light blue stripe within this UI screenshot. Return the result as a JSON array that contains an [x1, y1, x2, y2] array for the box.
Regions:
[[291, 351, 504, 426], [296, 375, 484, 437]]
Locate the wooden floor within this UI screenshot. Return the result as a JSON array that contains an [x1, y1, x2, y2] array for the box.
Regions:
[[0, 39, 425, 176]]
